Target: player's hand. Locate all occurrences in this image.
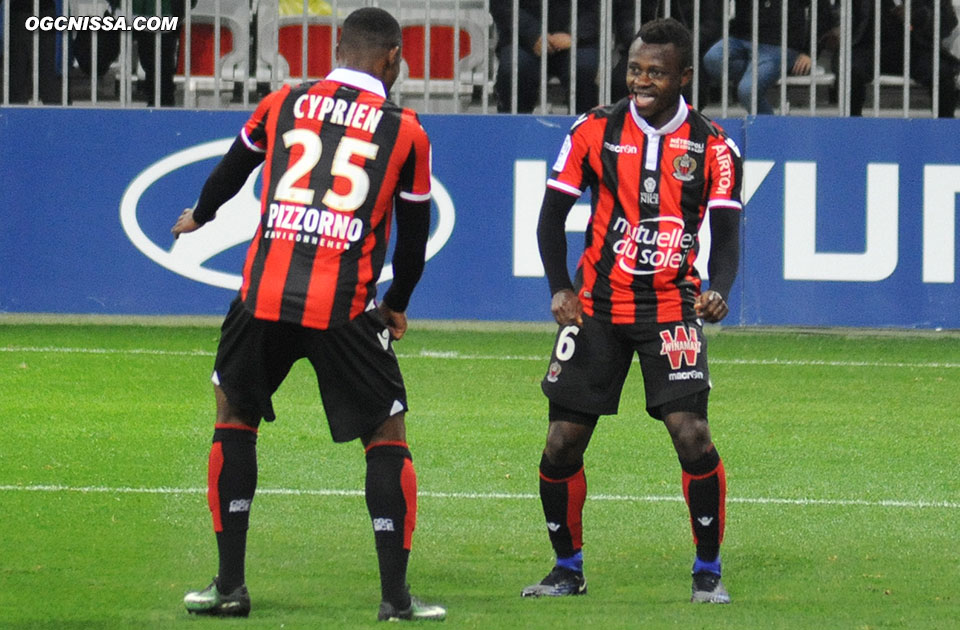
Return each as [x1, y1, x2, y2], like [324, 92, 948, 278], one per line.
[694, 290, 728, 323]
[378, 302, 408, 340]
[551, 289, 583, 326]
[171, 208, 200, 239]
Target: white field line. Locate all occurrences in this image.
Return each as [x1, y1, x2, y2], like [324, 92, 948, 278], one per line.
[0, 484, 957, 510]
[2, 345, 960, 369]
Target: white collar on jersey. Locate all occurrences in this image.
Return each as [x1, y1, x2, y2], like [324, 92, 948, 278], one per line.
[629, 96, 688, 136]
[324, 67, 387, 98]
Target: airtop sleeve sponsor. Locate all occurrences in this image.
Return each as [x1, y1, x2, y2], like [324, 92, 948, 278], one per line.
[24, 15, 180, 32]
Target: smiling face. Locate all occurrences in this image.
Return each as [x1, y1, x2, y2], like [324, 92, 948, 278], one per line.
[625, 39, 692, 129]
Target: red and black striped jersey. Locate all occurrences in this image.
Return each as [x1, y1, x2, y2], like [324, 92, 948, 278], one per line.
[547, 97, 743, 324]
[237, 68, 432, 329]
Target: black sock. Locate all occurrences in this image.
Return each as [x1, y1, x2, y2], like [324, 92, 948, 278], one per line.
[538, 452, 586, 562]
[680, 445, 725, 564]
[365, 443, 416, 609]
[208, 425, 258, 593]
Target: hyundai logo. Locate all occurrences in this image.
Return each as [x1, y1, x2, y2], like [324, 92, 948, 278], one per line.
[119, 138, 455, 290]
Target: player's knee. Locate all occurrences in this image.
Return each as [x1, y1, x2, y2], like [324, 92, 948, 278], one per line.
[667, 415, 712, 461]
[214, 386, 260, 428]
[544, 421, 592, 467]
[362, 412, 407, 447]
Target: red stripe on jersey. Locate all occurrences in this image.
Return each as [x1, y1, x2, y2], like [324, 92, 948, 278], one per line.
[239, 223, 261, 302]
[300, 247, 341, 328]
[207, 442, 224, 533]
[344, 91, 390, 319]
[240, 88, 284, 306]
[254, 238, 295, 321]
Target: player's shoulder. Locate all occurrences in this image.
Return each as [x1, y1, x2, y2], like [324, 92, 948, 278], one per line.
[392, 101, 430, 137]
[253, 82, 294, 110]
[684, 106, 727, 139]
[566, 100, 627, 140]
[686, 107, 743, 160]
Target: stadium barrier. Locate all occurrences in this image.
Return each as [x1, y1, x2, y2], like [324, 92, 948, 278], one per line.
[3, 0, 960, 117]
[0, 108, 957, 328]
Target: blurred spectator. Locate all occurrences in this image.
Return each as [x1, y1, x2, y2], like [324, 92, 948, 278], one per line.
[702, 0, 836, 114]
[610, 0, 724, 104]
[5, 0, 59, 103]
[833, 0, 960, 117]
[131, 0, 191, 107]
[489, 0, 635, 113]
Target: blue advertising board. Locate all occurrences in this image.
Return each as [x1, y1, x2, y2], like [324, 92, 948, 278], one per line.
[0, 107, 957, 328]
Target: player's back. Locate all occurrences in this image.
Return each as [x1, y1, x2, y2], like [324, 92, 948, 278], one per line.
[239, 70, 431, 330]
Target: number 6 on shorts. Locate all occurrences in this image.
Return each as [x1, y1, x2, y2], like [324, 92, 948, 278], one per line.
[555, 325, 580, 361]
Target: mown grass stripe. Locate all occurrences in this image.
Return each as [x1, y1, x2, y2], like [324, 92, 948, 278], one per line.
[3, 345, 960, 369]
[1, 484, 956, 509]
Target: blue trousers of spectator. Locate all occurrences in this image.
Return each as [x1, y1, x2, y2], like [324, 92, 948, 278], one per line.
[703, 37, 799, 114]
[495, 43, 599, 114]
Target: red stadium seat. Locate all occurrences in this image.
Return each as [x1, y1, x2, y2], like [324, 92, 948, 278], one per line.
[276, 23, 339, 80]
[177, 24, 234, 76]
[401, 24, 473, 81]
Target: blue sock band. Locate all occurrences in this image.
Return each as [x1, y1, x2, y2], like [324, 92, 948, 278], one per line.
[556, 551, 583, 574]
[693, 555, 722, 576]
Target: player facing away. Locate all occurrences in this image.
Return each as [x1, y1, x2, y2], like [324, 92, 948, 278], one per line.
[521, 18, 743, 604]
[170, 7, 445, 622]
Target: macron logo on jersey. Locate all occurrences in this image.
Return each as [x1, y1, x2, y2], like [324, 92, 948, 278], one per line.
[603, 141, 639, 154]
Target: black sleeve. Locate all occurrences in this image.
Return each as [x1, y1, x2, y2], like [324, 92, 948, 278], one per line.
[706, 207, 741, 301]
[382, 198, 431, 312]
[536, 187, 580, 295]
[191, 136, 265, 226]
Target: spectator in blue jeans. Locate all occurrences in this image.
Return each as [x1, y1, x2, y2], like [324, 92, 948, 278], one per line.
[702, 0, 835, 114]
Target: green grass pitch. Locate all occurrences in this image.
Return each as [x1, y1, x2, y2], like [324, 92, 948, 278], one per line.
[1, 320, 958, 629]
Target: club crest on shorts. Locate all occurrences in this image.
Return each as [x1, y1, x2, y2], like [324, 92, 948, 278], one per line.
[546, 361, 562, 383]
[659, 326, 701, 370]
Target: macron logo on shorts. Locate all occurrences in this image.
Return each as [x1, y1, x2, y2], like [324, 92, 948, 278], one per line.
[373, 518, 395, 532]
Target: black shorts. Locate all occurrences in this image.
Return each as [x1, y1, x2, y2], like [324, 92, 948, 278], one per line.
[540, 315, 711, 420]
[212, 297, 408, 442]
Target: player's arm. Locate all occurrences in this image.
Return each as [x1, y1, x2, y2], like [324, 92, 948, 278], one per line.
[537, 187, 582, 326]
[379, 197, 431, 341]
[171, 136, 265, 239]
[695, 207, 740, 323]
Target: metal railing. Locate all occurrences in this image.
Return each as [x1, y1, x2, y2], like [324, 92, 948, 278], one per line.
[2, 0, 958, 117]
